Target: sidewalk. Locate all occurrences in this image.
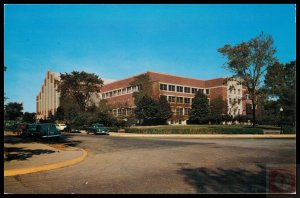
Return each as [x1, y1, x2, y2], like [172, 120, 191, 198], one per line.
[4, 133, 87, 177]
[109, 132, 296, 138]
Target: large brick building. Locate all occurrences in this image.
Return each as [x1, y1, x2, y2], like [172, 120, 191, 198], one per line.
[100, 71, 247, 125]
[36, 70, 248, 124]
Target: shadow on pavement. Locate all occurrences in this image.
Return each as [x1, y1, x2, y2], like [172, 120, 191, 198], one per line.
[4, 147, 56, 161]
[4, 134, 82, 148]
[178, 163, 267, 193]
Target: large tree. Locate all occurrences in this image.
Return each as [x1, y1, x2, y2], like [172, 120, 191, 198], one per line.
[57, 71, 104, 111]
[5, 102, 23, 120]
[218, 32, 277, 127]
[134, 96, 159, 125]
[189, 90, 210, 124]
[264, 60, 295, 126]
[156, 96, 172, 125]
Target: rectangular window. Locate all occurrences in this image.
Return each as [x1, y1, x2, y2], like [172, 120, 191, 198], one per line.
[168, 85, 175, 91]
[102, 94, 105, 99]
[176, 97, 183, 103]
[176, 86, 183, 92]
[168, 96, 176, 103]
[184, 87, 190, 93]
[127, 87, 132, 93]
[171, 107, 176, 113]
[238, 89, 240, 95]
[176, 107, 183, 116]
[160, 95, 167, 100]
[184, 108, 191, 115]
[118, 89, 122, 95]
[109, 92, 113, 97]
[132, 86, 137, 92]
[122, 88, 126, 94]
[184, 98, 191, 104]
[160, 83, 168, 90]
[199, 89, 204, 93]
[191, 88, 198, 93]
[206, 89, 210, 95]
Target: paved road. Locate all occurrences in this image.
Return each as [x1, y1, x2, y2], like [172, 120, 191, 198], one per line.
[4, 133, 296, 194]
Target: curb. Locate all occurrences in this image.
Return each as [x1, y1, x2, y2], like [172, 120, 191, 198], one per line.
[4, 148, 88, 177]
[109, 133, 296, 139]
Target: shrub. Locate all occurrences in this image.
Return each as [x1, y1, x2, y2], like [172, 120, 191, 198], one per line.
[107, 127, 119, 132]
[124, 126, 263, 134]
[282, 126, 296, 134]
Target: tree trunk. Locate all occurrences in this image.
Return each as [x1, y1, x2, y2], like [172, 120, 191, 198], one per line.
[252, 102, 256, 128]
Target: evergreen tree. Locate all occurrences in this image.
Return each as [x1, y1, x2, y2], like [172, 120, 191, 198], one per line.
[157, 96, 172, 125]
[189, 90, 210, 124]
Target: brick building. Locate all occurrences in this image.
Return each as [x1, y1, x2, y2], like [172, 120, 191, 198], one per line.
[100, 71, 247, 125]
[36, 70, 248, 124]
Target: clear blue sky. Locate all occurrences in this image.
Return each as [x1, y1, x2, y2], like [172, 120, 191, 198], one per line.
[4, 4, 296, 113]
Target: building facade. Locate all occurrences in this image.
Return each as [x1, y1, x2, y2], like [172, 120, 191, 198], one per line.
[100, 71, 247, 125]
[36, 70, 247, 124]
[36, 71, 60, 120]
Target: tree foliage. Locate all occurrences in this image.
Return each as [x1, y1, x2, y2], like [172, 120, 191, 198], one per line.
[263, 60, 295, 126]
[189, 90, 210, 124]
[134, 96, 172, 125]
[22, 112, 36, 123]
[5, 102, 23, 120]
[218, 32, 277, 127]
[57, 71, 104, 111]
[130, 73, 153, 103]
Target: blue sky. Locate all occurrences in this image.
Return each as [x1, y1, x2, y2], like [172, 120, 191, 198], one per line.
[4, 4, 296, 112]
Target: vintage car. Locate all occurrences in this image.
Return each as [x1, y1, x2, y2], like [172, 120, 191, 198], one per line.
[86, 123, 109, 135]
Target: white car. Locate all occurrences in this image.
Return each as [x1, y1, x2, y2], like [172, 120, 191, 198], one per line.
[55, 123, 67, 131]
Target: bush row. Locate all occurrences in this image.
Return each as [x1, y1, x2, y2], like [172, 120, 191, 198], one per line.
[107, 127, 119, 132]
[124, 126, 264, 134]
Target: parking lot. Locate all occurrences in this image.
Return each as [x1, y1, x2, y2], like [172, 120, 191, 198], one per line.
[4, 133, 296, 193]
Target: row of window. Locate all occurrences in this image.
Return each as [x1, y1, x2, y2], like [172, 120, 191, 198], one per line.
[160, 83, 210, 95]
[112, 108, 134, 116]
[102, 85, 141, 99]
[161, 95, 210, 104]
[229, 88, 241, 95]
[229, 98, 241, 105]
[171, 107, 191, 116]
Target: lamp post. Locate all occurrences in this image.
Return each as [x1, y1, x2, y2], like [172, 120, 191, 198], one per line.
[280, 107, 283, 134]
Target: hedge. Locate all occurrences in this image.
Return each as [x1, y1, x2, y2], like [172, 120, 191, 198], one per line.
[124, 126, 264, 134]
[107, 127, 119, 132]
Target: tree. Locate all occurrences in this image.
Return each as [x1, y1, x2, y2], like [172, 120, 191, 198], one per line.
[57, 71, 104, 111]
[47, 111, 55, 123]
[189, 90, 210, 124]
[54, 106, 65, 121]
[210, 95, 227, 115]
[5, 102, 23, 120]
[264, 60, 295, 126]
[156, 96, 172, 125]
[22, 112, 36, 123]
[209, 95, 228, 124]
[218, 32, 277, 127]
[134, 96, 159, 125]
[130, 73, 153, 103]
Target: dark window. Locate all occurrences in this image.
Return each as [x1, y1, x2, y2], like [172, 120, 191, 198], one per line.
[168, 85, 175, 91]
[206, 89, 210, 95]
[160, 95, 167, 100]
[168, 96, 176, 102]
[199, 89, 204, 93]
[176, 97, 183, 103]
[184, 108, 191, 115]
[184, 98, 191, 103]
[184, 87, 190, 93]
[177, 86, 183, 92]
[160, 84, 168, 90]
[191, 88, 198, 93]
